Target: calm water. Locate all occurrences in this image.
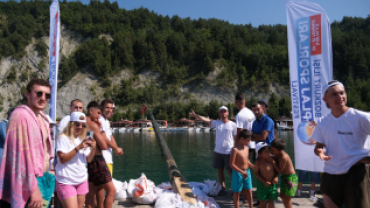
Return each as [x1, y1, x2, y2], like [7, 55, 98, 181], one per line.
[112, 131, 295, 188]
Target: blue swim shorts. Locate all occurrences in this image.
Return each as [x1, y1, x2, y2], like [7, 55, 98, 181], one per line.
[231, 169, 252, 192]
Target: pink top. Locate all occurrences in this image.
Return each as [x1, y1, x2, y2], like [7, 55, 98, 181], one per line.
[0, 105, 54, 207]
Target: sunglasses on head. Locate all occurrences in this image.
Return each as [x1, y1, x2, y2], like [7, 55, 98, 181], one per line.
[74, 122, 86, 128]
[35, 91, 51, 99]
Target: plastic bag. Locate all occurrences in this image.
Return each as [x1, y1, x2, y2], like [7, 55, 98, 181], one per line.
[154, 192, 182, 208]
[156, 182, 173, 190]
[112, 178, 128, 192]
[132, 173, 156, 204]
[204, 180, 222, 196]
[188, 182, 210, 195]
[195, 196, 220, 208]
[114, 190, 127, 199]
[191, 187, 208, 197]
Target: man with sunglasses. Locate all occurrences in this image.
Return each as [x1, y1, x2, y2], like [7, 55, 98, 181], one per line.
[313, 80, 370, 208]
[58, 99, 84, 135]
[85, 101, 116, 208]
[0, 78, 55, 208]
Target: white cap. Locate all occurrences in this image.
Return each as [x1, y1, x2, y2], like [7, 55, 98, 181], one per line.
[46, 115, 56, 125]
[255, 142, 268, 155]
[113, 103, 117, 110]
[322, 80, 344, 98]
[218, 106, 228, 112]
[70, 112, 86, 123]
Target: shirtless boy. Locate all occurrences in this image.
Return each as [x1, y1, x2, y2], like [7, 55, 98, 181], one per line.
[230, 129, 254, 208]
[85, 101, 116, 208]
[269, 138, 298, 208]
[254, 142, 278, 208]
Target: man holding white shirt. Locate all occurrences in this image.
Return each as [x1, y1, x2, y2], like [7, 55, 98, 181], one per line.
[191, 106, 236, 195]
[313, 80, 370, 208]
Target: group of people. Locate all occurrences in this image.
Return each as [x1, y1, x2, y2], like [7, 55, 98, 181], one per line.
[191, 80, 370, 208]
[0, 78, 369, 208]
[191, 93, 297, 208]
[0, 78, 123, 208]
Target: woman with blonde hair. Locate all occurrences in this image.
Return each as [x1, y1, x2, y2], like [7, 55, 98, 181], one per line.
[55, 112, 96, 208]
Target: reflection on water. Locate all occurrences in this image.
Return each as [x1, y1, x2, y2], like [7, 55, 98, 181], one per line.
[113, 130, 295, 188]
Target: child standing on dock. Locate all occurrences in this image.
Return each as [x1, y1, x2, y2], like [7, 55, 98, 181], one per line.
[254, 143, 278, 208]
[269, 139, 298, 208]
[230, 129, 254, 208]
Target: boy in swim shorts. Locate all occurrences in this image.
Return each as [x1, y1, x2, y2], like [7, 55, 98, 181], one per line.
[254, 142, 278, 208]
[269, 138, 298, 208]
[230, 129, 254, 208]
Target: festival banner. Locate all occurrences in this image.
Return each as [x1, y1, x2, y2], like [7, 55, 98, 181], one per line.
[48, 0, 60, 123]
[286, 1, 333, 171]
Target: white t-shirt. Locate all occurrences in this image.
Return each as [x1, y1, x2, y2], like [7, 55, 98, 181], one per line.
[100, 115, 113, 164]
[55, 135, 91, 185]
[58, 115, 70, 135]
[236, 107, 256, 149]
[312, 108, 370, 174]
[211, 120, 237, 154]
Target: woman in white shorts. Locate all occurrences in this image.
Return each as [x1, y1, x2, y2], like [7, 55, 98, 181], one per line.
[55, 112, 96, 208]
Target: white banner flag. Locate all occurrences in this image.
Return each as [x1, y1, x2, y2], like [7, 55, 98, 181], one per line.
[49, 0, 60, 122]
[286, 1, 333, 172]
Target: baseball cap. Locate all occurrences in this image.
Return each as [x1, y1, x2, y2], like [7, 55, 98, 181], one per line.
[46, 115, 57, 125]
[258, 99, 269, 108]
[322, 80, 344, 98]
[255, 142, 268, 155]
[218, 106, 228, 112]
[70, 112, 86, 123]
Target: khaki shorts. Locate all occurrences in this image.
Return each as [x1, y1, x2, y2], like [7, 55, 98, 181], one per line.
[320, 163, 370, 208]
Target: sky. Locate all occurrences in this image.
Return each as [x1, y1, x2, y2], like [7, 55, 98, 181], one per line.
[68, 0, 370, 26]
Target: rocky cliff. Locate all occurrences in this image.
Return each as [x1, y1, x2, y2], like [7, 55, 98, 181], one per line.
[0, 25, 289, 119]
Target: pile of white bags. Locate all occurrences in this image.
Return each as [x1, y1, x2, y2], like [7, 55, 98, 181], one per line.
[112, 178, 128, 200]
[112, 174, 221, 208]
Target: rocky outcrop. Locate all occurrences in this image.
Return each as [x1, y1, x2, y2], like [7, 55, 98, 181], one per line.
[0, 25, 290, 119]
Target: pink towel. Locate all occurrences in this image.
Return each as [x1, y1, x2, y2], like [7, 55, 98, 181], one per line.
[0, 105, 54, 207]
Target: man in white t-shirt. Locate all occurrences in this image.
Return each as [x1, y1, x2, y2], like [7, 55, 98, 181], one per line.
[99, 99, 123, 177]
[190, 106, 237, 195]
[58, 99, 84, 135]
[313, 80, 370, 208]
[235, 93, 255, 160]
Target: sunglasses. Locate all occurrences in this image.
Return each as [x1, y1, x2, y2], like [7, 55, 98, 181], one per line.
[74, 122, 86, 128]
[35, 91, 51, 99]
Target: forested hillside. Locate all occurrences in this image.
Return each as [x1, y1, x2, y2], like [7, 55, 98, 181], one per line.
[0, 0, 369, 121]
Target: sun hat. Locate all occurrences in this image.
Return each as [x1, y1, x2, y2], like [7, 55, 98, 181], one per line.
[70, 112, 86, 123]
[218, 106, 228, 112]
[256, 142, 268, 155]
[45, 115, 57, 125]
[322, 80, 344, 98]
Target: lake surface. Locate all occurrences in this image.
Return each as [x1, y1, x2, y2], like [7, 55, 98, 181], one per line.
[112, 130, 295, 188]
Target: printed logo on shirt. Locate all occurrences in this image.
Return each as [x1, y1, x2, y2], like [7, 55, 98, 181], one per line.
[337, 131, 353, 135]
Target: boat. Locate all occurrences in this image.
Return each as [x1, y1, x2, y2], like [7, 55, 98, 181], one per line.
[276, 117, 294, 130]
[132, 120, 153, 132]
[110, 120, 133, 133]
[172, 118, 196, 132]
[156, 120, 169, 132]
[195, 120, 210, 133]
